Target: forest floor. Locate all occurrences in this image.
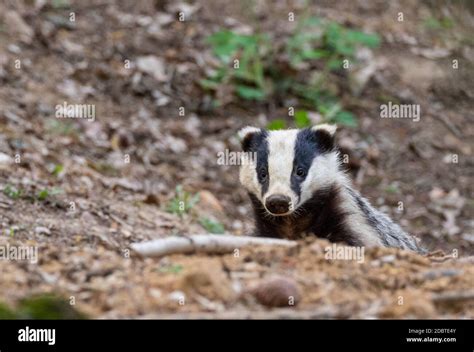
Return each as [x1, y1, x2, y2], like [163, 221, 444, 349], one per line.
[0, 0, 472, 318]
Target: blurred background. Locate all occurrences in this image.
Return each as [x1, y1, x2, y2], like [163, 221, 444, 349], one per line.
[0, 0, 472, 318]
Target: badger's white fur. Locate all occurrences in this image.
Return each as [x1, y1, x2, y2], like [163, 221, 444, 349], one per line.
[265, 129, 299, 214]
[238, 124, 424, 252]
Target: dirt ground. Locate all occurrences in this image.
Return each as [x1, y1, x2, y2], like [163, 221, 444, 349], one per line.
[0, 0, 472, 318]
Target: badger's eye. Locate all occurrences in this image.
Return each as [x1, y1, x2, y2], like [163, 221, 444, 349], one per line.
[259, 168, 267, 179]
[295, 167, 306, 177]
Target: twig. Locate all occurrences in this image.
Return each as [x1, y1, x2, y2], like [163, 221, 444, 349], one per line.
[428, 255, 455, 263]
[432, 291, 474, 305]
[427, 109, 462, 138]
[131, 234, 297, 258]
[135, 306, 345, 319]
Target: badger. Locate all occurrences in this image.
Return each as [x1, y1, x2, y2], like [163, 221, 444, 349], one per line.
[238, 124, 424, 253]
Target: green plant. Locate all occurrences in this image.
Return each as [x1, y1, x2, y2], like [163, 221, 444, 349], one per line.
[18, 295, 86, 319]
[319, 103, 357, 127]
[423, 16, 454, 30]
[45, 119, 78, 136]
[267, 106, 356, 130]
[323, 22, 380, 61]
[0, 302, 17, 319]
[158, 264, 184, 274]
[166, 185, 200, 217]
[294, 110, 311, 128]
[0, 295, 87, 320]
[51, 0, 71, 8]
[267, 119, 287, 130]
[385, 184, 400, 194]
[285, 17, 379, 69]
[36, 188, 62, 201]
[3, 185, 22, 199]
[3, 184, 63, 202]
[202, 30, 270, 101]
[203, 16, 380, 129]
[51, 164, 64, 177]
[199, 217, 225, 234]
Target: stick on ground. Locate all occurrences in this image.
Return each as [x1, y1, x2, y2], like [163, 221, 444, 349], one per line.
[131, 234, 297, 258]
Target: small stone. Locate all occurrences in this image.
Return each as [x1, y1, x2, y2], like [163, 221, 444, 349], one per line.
[35, 226, 51, 235]
[149, 288, 162, 299]
[136, 56, 167, 82]
[252, 277, 301, 308]
[0, 153, 13, 165]
[199, 190, 223, 213]
[380, 254, 396, 263]
[168, 290, 186, 303]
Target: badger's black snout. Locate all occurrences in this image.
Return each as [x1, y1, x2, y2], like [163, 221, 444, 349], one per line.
[265, 194, 291, 215]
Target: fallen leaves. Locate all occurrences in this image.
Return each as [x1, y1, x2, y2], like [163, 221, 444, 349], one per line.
[2, 11, 34, 45]
[136, 56, 168, 82]
[429, 188, 466, 237]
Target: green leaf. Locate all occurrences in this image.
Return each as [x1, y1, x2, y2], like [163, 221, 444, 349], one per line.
[385, 184, 399, 194]
[319, 102, 341, 120]
[346, 30, 380, 48]
[327, 57, 342, 70]
[300, 49, 329, 60]
[236, 85, 266, 100]
[0, 302, 17, 319]
[18, 295, 87, 319]
[207, 30, 261, 63]
[423, 16, 453, 30]
[333, 110, 358, 127]
[302, 17, 323, 27]
[188, 193, 200, 209]
[52, 164, 64, 177]
[3, 185, 22, 199]
[199, 218, 225, 234]
[51, 0, 70, 9]
[199, 79, 220, 90]
[325, 22, 342, 48]
[159, 264, 184, 274]
[294, 110, 311, 128]
[267, 119, 287, 130]
[37, 187, 62, 200]
[37, 189, 49, 201]
[166, 185, 200, 217]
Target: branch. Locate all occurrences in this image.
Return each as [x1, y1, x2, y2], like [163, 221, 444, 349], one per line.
[432, 290, 474, 305]
[131, 234, 297, 258]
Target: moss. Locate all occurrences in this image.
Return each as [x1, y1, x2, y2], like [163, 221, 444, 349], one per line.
[17, 295, 87, 320]
[0, 302, 17, 319]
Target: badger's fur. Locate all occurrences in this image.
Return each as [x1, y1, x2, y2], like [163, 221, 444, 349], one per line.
[238, 124, 424, 253]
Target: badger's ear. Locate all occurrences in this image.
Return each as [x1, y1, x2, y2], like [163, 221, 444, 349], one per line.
[311, 124, 337, 136]
[311, 124, 337, 152]
[238, 126, 262, 152]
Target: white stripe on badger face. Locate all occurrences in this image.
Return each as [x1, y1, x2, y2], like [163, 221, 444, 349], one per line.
[299, 150, 341, 205]
[265, 130, 299, 210]
[239, 154, 261, 198]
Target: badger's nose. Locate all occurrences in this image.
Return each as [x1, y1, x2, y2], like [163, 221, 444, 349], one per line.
[265, 194, 291, 215]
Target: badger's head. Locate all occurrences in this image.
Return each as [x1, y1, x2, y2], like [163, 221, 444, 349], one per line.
[238, 124, 340, 216]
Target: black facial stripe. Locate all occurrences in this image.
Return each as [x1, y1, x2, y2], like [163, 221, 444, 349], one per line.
[243, 130, 269, 197]
[256, 132, 269, 196]
[291, 129, 317, 197]
[291, 128, 335, 197]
